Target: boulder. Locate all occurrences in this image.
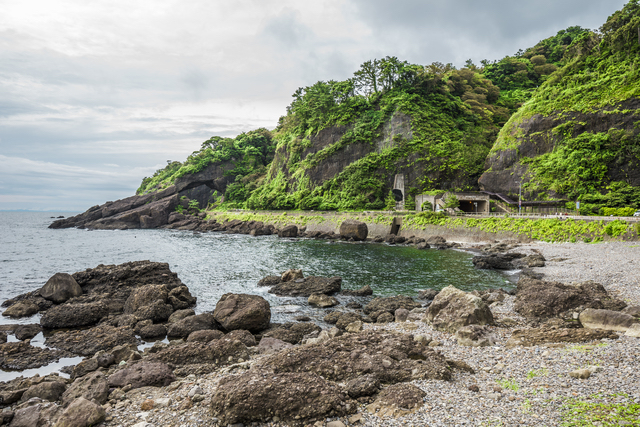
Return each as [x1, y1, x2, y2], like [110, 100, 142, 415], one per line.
[456, 325, 496, 347]
[168, 308, 195, 323]
[39, 273, 82, 304]
[8, 400, 60, 427]
[213, 293, 271, 333]
[515, 278, 627, 319]
[417, 289, 438, 300]
[579, 308, 638, 332]
[210, 372, 355, 425]
[134, 321, 167, 340]
[0, 341, 73, 370]
[280, 269, 303, 282]
[345, 320, 363, 332]
[72, 358, 99, 379]
[14, 324, 42, 341]
[270, 276, 342, 297]
[258, 336, 294, 354]
[61, 371, 109, 406]
[376, 312, 394, 323]
[186, 329, 225, 343]
[254, 329, 451, 384]
[40, 302, 109, 329]
[394, 308, 409, 322]
[108, 362, 175, 389]
[424, 286, 494, 333]
[339, 285, 373, 296]
[506, 325, 618, 347]
[54, 397, 106, 427]
[364, 296, 421, 316]
[335, 313, 364, 330]
[262, 322, 322, 345]
[472, 253, 524, 270]
[277, 225, 298, 238]
[513, 254, 546, 268]
[166, 313, 218, 338]
[168, 285, 197, 310]
[308, 293, 339, 308]
[339, 220, 368, 241]
[622, 306, 640, 319]
[257, 275, 282, 287]
[21, 381, 66, 402]
[3, 301, 39, 318]
[224, 329, 257, 347]
[366, 383, 426, 417]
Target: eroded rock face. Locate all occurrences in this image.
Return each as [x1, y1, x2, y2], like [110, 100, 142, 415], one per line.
[0, 341, 73, 370]
[367, 383, 426, 417]
[213, 293, 271, 333]
[40, 302, 109, 329]
[339, 220, 368, 241]
[39, 273, 82, 304]
[515, 278, 627, 319]
[506, 323, 619, 347]
[425, 286, 494, 333]
[21, 381, 66, 403]
[254, 330, 451, 383]
[210, 372, 356, 426]
[108, 362, 175, 390]
[364, 296, 421, 316]
[262, 322, 322, 345]
[269, 276, 342, 297]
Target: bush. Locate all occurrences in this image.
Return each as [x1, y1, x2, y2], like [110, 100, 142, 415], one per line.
[421, 201, 433, 211]
[443, 195, 460, 209]
[600, 207, 636, 217]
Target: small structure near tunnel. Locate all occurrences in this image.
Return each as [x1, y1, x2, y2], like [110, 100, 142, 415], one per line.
[415, 192, 490, 214]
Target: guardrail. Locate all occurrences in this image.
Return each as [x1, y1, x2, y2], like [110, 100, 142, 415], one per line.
[454, 212, 640, 222]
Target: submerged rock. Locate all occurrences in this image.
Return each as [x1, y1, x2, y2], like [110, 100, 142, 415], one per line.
[269, 276, 342, 297]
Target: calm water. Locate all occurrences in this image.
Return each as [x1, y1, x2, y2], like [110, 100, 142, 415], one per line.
[0, 212, 513, 324]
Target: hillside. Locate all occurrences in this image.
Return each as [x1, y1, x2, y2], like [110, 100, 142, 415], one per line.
[479, 0, 640, 214]
[136, 1, 640, 214]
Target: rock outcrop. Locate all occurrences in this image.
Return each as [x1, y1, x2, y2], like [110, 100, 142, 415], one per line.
[424, 286, 494, 332]
[213, 293, 271, 333]
[339, 220, 368, 241]
[269, 276, 342, 297]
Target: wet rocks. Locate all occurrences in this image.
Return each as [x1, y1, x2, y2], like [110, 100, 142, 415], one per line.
[2, 301, 39, 318]
[257, 275, 281, 287]
[472, 253, 526, 270]
[277, 225, 298, 238]
[108, 362, 175, 390]
[21, 381, 67, 403]
[339, 220, 368, 241]
[211, 372, 356, 425]
[515, 277, 627, 319]
[39, 273, 83, 304]
[262, 322, 322, 344]
[212, 293, 271, 333]
[339, 285, 373, 296]
[280, 269, 303, 282]
[14, 324, 42, 341]
[364, 296, 421, 317]
[424, 286, 494, 333]
[308, 293, 339, 308]
[0, 341, 72, 370]
[269, 276, 342, 297]
[578, 308, 638, 332]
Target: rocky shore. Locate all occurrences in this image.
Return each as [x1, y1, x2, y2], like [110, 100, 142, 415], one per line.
[0, 237, 638, 426]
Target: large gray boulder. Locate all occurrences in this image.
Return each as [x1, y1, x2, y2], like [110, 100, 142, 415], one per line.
[424, 286, 494, 333]
[61, 371, 109, 407]
[40, 273, 82, 304]
[339, 220, 368, 241]
[54, 397, 106, 427]
[579, 308, 638, 332]
[123, 284, 174, 323]
[2, 301, 39, 318]
[277, 225, 298, 238]
[213, 293, 271, 333]
[21, 381, 67, 403]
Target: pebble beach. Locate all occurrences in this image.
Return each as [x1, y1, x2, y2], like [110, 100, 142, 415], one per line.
[95, 241, 640, 427]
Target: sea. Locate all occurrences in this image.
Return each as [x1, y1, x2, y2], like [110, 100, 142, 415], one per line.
[0, 211, 514, 380]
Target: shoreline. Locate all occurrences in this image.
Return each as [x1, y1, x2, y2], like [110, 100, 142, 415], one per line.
[1, 227, 638, 426]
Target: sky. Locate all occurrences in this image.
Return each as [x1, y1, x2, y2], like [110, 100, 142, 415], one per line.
[0, 0, 629, 211]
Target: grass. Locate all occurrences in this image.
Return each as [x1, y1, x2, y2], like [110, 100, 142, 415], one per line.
[526, 368, 549, 380]
[560, 393, 640, 426]
[496, 377, 520, 392]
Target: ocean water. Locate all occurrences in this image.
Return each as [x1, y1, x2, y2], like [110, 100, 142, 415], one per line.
[0, 211, 513, 324]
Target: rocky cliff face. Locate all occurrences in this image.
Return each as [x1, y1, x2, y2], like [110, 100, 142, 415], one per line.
[479, 98, 640, 198]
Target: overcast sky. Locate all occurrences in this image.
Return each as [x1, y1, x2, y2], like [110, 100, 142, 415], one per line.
[0, 0, 628, 211]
